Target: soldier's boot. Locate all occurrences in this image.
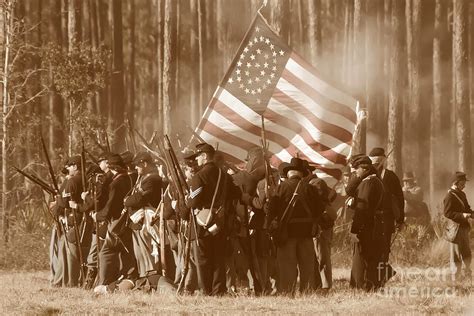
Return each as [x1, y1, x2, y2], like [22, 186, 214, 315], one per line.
[83, 268, 98, 290]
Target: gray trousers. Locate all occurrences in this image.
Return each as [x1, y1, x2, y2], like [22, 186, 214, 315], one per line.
[132, 229, 160, 277]
[49, 228, 63, 286]
[86, 233, 99, 269]
[50, 230, 86, 287]
[450, 226, 472, 281]
[276, 237, 315, 294]
[313, 228, 333, 289]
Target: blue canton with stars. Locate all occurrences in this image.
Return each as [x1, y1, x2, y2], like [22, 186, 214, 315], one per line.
[222, 15, 291, 114]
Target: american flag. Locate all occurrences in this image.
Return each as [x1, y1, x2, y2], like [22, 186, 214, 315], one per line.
[194, 13, 358, 182]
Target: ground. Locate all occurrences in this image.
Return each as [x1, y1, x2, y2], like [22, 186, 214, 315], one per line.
[0, 268, 472, 315]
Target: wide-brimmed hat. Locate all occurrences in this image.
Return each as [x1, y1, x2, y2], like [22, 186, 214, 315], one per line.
[452, 171, 468, 183]
[303, 159, 316, 172]
[282, 157, 307, 175]
[402, 171, 415, 181]
[108, 153, 125, 168]
[120, 151, 134, 165]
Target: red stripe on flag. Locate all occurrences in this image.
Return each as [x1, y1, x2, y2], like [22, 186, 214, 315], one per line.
[200, 109, 342, 180]
[199, 119, 257, 152]
[272, 89, 353, 144]
[264, 108, 347, 165]
[281, 70, 356, 125]
[213, 99, 335, 164]
[289, 54, 357, 122]
[212, 99, 290, 149]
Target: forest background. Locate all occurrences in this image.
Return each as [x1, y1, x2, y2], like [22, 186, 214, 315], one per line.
[0, 0, 473, 270]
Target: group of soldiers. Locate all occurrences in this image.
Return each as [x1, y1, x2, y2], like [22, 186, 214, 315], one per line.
[44, 139, 473, 296]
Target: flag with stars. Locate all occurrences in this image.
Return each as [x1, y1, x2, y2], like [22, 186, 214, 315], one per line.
[194, 13, 358, 181]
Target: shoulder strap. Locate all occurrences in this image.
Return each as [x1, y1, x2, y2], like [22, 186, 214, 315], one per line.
[373, 175, 385, 211]
[449, 189, 465, 207]
[209, 169, 222, 210]
[279, 180, 302, 222]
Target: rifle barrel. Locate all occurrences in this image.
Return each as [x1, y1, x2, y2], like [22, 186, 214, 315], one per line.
[13, 166, 56, 195]
[81, 138, 87, 190]
[40, 135, 59, 193]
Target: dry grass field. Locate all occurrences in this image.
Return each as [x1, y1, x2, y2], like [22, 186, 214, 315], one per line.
[0, 216, 472, 314]
[0, 267, 472, 315]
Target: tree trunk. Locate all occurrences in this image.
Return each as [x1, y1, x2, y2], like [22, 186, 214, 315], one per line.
[371, 0, 387, 141]
[197, 0, 204, 115]
[216, 0, 228, 69]
[49, 0, 64, 155]
[111, 0, 125, 151]
[162, 0, 172, 135]
[126, 0, 136, 125]
[342, 0, 353, 85]
[353, 0, 366, 154]
[469, 2, 474, 148]
[387, 0, 404, 176]
[431, 0, 450, 208]
[418, 2, 434, 201]
[307, 0, 322, 65]
[1, 0, 13, 243]
[67, 0, 79, 155]
[365, 0, 378, 136]
[189, 0, 198, 128]
[24, 0, 43, 163]
[269, 0, 290, 43]
[68, 0, 79, 49]
[174, 0, 179, 131]
[453, 0, 472, 174]
[156, 0, 163, 134]
[404, 0, 421, 179]
[82, 0, 94, 113]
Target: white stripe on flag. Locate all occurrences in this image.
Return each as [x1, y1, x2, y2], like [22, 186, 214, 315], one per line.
[267, 95, 352, 156]
[276, 77, 355, 132]
[218, 89, 338, 166]
[197, 129, 249, 162]
[286, 57, 358, 110]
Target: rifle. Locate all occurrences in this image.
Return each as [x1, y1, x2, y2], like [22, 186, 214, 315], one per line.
[134, 127, 152, 148]
[148, 131, 158, 146]
[236, 116, 276, 295]
[159, 188, 166, 277]
[70, 202, 85, 285]
[13, 166, 56, 195]
[260, 116, 276, 199]
[81, 138, 87, 190]
[124, 118, 137, 152]
[40, 134, 59, 193]
[103, 129, 111, 153]
[84, 149, 99, 165]
[93, 177, 101, 285]
[161, 135, 201, 293]
[177, 215, 194, 295]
